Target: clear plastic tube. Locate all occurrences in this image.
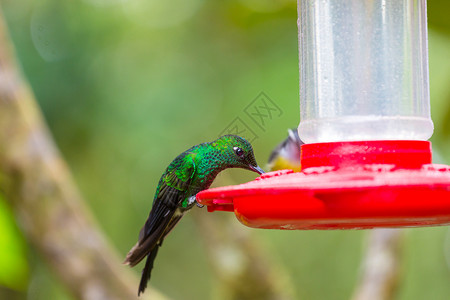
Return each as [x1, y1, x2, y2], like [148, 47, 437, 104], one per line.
[297, 0, 433, 143]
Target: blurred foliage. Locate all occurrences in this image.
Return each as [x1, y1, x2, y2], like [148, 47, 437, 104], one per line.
[1, 0, 450, 299]
[0, 195, 28, 291]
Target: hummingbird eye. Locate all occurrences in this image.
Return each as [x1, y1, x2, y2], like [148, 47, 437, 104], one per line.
[233, 147, 245, 158]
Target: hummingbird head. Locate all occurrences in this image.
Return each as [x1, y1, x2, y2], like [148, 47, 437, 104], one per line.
[212, 135, 265, 175]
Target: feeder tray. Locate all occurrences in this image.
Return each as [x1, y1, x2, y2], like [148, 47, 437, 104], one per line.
[196, 140, 450, 229]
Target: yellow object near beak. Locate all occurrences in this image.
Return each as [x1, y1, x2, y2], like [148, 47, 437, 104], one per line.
[267, 156, 302, 172]
[267, 128, 303, 172]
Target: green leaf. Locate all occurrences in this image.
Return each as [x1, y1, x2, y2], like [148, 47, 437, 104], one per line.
[0, 194, 29, 290]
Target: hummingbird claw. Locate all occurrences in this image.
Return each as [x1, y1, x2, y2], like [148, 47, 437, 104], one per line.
[188, 195, 204, 208]
[187, 196, 197, 206]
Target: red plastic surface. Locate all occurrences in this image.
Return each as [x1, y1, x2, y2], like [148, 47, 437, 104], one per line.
[300, 140, 431, 169]
[196, 140, 450, 229]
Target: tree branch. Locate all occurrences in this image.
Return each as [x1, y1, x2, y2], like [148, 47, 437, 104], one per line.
[0, 8, 168, 300]
[193, 210, 295, 300]
[351, 229, 404, 300]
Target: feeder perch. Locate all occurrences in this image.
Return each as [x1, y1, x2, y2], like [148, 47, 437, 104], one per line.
[197, 0, 450, 229]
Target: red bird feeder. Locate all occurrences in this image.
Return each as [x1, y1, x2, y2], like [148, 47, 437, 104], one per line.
[197, 0, 450, 229]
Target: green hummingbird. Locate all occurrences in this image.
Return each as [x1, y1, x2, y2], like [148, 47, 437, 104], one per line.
[124, 135, 264, 295]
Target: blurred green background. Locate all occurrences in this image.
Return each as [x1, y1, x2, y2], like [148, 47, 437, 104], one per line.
[1, 0, 450, 299]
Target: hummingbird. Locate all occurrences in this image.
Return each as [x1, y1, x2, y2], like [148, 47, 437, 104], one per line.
[267, 128, 304, 172]
[124, 135, 265, 295]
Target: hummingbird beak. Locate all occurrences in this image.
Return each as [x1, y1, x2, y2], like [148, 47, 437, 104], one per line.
[249, 164, 265, 175]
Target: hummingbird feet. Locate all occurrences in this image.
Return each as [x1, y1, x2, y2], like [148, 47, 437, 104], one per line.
[187, 196, 196, 206]
[187, 195, 204, 208]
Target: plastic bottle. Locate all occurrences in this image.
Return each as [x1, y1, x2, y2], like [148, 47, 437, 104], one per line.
[297, 0, 433, 143]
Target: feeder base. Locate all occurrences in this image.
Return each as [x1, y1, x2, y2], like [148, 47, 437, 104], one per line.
[196, 141, 450, 230]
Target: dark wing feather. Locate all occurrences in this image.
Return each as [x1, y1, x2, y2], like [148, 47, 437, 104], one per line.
[140, 183, 179, 242]
[137, 214, 184, 296]
[125, 207, 177, 267]
[138, 245, 160, 296]
[124, 154, 196, 267]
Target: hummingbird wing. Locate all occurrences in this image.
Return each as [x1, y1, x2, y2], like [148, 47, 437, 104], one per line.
[137, 213, 185, 295]
[124, 154, 196, 267]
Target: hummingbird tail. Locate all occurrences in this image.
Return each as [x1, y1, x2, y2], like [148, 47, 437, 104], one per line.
[138, 245, 160, 296]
